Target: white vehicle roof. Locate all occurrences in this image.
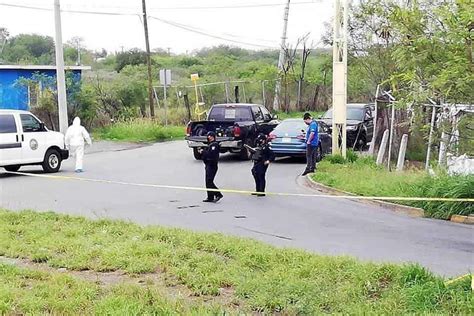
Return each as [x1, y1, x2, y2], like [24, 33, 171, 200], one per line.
[0, 109, 32, 115]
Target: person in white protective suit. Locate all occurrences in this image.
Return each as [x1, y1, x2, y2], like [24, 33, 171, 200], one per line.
[65, 117, 92, 173]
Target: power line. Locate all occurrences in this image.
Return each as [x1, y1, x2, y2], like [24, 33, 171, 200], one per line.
[0, 1, 308, 49]
[148, 16, 278, 49]
[0, 1, 320, 12]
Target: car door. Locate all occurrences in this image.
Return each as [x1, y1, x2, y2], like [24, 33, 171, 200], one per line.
[19, 113, 48, 164]
[364, 107, 374, 141]
[257, 106, 278, 135]
[0, 114, 22, 166]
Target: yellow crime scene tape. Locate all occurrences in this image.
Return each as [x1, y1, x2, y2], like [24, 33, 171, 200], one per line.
[4, 170, 473, 290]
[444, 273, 473, 290]
[4, 171, 474, 203]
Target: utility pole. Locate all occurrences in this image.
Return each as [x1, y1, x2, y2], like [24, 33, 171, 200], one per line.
[273, 0, 290, 111]
[142, 0, 155, 117]
[54, 0, 68, 134]
[331, 0, 348, 157]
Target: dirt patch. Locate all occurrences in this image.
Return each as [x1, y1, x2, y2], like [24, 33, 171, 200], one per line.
[0, 255, 240, 308]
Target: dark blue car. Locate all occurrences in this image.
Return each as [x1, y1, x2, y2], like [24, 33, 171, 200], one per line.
[269, 118, 332, 161]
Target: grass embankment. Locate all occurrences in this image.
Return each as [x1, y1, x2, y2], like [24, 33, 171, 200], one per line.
[0, 210, 472, 314]
[313, 155, 474, 219]
[94, 119, 184, 142]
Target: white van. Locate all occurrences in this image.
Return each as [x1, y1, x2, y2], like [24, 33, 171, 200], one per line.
[0, 110, 69, 173]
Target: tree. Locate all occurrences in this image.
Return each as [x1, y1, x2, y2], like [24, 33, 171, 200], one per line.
[0, 27, 9, 56]
[296, 34, 312, 109]
[2, 34, 55, 64]
[115, 49, 148, 72]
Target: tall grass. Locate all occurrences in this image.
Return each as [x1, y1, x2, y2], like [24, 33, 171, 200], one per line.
[313, 157, 474, 219]
[0, 209, 472, 314]
[94, 118, 184, 142]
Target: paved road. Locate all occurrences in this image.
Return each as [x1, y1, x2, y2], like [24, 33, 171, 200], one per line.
[1, 141, 472, 277]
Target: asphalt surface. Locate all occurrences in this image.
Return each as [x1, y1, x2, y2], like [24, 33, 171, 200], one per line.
[1, 141, 472, 277]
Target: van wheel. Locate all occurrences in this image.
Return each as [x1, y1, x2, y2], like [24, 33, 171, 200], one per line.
[193, 148, 203, 160]
[4, 165, 20, 172]
[42, 149, 62, 173]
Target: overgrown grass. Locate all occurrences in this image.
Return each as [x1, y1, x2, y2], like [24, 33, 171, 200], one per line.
[0, 210, 472, 314]
[313, 157, 474, 219]
[94, 118, 184, 142]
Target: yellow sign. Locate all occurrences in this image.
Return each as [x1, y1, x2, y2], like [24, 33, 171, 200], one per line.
[190, 73, 199, 81]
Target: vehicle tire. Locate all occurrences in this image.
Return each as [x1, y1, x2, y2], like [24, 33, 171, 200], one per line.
[42, 149, 62, 173]
[193, 148, 203, 160]
[357, 134, 367, 151]
[316, 145, 323, 162]
[4, 165, 20, 172]
[239, 139, 252, 160]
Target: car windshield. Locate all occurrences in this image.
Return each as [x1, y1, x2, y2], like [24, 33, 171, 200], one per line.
[322, 107, 365, 121]
[208, 106, 253, 122]
[274, 120, 306, 135]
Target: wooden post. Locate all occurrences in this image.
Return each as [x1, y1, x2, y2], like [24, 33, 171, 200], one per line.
[183, 93, 191, 122]
[234, 86, 240, 103]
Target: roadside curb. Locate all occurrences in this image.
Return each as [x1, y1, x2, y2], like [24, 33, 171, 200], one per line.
[303, 176, 425, 218]
[450, 215, 474, 225]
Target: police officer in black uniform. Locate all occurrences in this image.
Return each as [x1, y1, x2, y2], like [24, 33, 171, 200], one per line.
[198, 131, 223, 203]
[246, 133, 275, 197]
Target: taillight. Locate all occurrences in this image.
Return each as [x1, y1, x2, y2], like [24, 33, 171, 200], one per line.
[186, 124, 191, 136]
[233, 125, 241, 137]
[268, 133, 276, 140]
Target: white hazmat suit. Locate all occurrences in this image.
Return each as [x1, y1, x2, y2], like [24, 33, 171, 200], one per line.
[65, 117, 92, 172]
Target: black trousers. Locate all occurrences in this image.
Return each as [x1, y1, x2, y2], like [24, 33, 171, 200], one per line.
[252, 162, 268, 193]
[305, 145, 318, 172]
[205, 164, 221, 200]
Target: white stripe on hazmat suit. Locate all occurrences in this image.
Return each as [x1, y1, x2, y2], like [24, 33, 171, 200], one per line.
[65, 117, 92, 171]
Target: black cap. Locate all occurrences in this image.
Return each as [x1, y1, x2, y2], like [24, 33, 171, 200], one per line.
[303, 112, 312, 120]
[207, 131, 216, 138]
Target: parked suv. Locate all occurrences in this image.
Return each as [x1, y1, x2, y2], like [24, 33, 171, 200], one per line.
[0, 110, 69, 173]
[320, 103, 374, 149]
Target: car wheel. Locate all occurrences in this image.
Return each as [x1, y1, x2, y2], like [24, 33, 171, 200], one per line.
[193, 148, 203, 160]
[4, 165, 20, 172]
[42, 149, 62, 173]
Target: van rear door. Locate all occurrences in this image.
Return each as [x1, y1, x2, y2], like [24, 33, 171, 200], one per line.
[0, 114, 22, 166]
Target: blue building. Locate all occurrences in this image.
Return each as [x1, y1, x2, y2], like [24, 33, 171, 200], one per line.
[0, 65, 90, 110]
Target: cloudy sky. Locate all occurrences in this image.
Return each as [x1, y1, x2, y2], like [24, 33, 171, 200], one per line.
[0, 0, 333, 54]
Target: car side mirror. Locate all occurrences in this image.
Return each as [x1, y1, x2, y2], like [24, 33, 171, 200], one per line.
[272, 114, 279, 120]
[39, 122, 46, 131]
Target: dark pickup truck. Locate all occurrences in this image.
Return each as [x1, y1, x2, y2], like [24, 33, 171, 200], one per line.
[185, 103, 279, 160]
